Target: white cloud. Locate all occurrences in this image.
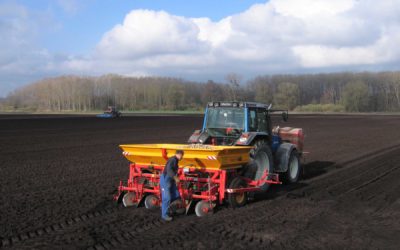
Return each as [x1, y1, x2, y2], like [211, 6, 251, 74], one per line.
[87, 0, 400, 78]
[96, 10, 209, 59]
[272, 0, 354, 18]
[1, 0, 400, 95]
[193, 17, 232, 46]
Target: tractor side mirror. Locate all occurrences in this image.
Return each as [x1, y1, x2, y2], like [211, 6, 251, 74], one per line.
[282, 112, 288, 122]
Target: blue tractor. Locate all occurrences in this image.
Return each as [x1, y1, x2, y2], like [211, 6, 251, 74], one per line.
[188, 102, 305, 188]
[97, 106, 121, 118]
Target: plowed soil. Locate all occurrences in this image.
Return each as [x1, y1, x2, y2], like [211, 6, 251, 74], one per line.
[0, 114, 399, 249]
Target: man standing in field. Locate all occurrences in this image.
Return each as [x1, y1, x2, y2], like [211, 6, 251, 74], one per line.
[159, 150, 184, 221]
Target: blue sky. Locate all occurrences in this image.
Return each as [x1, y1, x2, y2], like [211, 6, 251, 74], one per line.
[1, 0, 400, 96]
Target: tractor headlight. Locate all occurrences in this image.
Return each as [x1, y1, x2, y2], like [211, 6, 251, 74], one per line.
[236, 133, 250, 145]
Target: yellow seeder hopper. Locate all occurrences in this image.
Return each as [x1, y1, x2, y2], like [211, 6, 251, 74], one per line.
[120, 144, 253, 170]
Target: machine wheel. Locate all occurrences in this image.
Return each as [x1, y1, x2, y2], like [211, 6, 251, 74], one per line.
[144, 195, 159, 210]
[168, 199, 186, 215]
[122, 192, 137, 207]
[227, 177, 248, 208]
[245, 144, 274, 191]
[195, 201, 214, 217]
[282, 150, 301, 184]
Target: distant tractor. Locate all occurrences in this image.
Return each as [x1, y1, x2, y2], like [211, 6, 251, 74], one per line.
[97, 106, 121, 118]
[115, 102, 305, 216]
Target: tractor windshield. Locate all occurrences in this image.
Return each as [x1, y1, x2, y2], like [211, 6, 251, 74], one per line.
[205, 108, 245, 136]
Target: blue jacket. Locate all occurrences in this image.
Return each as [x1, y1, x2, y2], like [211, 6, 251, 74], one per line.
[163, 156, 179, 178]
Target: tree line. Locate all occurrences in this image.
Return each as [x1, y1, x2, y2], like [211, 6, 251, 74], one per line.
[2, 71, 400, 112]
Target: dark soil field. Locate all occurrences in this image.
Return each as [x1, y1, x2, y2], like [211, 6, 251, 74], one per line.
[1, 114, 400, 249]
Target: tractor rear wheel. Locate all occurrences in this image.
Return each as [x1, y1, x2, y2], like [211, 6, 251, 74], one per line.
[144, 195, 159, 210]
[227, 177, 248, 208]
[122, 192, 137, 207]
[245, 144, 274, 191]
[282, 150, 301, 184]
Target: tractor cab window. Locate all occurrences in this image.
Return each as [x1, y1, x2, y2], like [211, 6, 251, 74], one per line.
[249, 109, 257, 131]
[248, 108, 268, 132]
[206, 108, 245, 135]
[257, 109, 268, 132]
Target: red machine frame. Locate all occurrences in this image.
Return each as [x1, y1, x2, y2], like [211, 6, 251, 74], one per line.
[115, 163, 281, 214]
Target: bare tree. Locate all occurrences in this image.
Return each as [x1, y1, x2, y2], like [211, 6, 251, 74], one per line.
[3, 71, 400, 112]
[225, 73, 242, 101]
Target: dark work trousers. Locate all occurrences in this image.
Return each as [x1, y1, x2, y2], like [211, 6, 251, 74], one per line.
[159, 173, 180, 219]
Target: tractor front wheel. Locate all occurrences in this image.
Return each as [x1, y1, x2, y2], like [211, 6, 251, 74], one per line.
[245, 144, 274, 191]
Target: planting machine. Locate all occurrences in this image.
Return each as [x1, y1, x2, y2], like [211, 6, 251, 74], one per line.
[115, 102, 305, 217]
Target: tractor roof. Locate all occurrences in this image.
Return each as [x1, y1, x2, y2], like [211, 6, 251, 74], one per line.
[207, 101, 271, 109]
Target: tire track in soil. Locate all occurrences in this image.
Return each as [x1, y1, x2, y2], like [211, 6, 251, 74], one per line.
[304, 142, 400, 183]
[340, 165, 400, 196]
[0, 206, 123, 249]
[86, 218, 195, 250]
[1, 204, 174, 250]
[291, 143, 400, 198]
[119, 196, 295, 249]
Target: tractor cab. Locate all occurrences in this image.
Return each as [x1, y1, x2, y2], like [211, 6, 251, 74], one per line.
[189, 102, 288, 147]
[105, 106, 118, 115]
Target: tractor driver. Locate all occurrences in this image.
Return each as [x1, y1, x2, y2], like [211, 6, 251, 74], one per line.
[159, 150, 184, 221]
